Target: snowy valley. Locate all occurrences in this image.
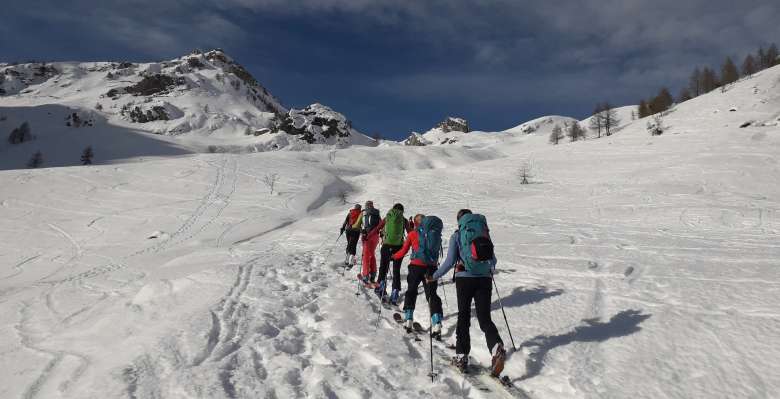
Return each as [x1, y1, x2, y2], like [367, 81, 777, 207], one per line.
[0, 52, 779, 399]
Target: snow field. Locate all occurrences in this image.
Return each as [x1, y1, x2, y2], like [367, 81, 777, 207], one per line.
[1, 65, 779, 398]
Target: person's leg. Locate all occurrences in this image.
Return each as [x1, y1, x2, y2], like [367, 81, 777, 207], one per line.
[367, 235, 379, 278]
[474, 277, 503, 352]
[455, 277, 477, 356]
[346, 231, 358, 256]
[423, 278, 443, 316]
[403, 266, 423, 318]
[390, 245, 403, 291]
[360, 236, 372, 278]
[377, 245, 391, 285]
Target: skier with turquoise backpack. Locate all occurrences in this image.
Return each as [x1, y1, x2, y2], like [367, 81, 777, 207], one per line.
[428, 209, 506, 376]
[374, 203, 411, 304]
[392, 214, 444, 335]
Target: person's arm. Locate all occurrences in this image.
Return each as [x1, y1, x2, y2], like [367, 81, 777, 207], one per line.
[392, 233, 414, 260]
[373, 218, 386, 237]
[431, 234, 459, 280]
[341, 214, 350, 231]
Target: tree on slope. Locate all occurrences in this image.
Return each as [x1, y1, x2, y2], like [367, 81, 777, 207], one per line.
[28, 151, 43, 168]
[720, 57, 739, 86]
[741, 54, 757, 77]
[649, 88, 674, 115]
[518, 160, 533, 184]
[549, 124, 564, 145]
[81, 146, 94, 165]
[678, 87, 693, 103]
[589, 104, 604, 138]
[600, 103, 620, 136]
[689, 68, 702, 97]
[567, 122, 586, 142]
[700, 68, 720, 93]
[766, 44, 779, 68]
[8, 122, 32, 144]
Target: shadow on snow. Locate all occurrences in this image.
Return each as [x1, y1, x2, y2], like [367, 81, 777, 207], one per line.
[518, 309, 652, 381]
[492, 286, 564, 310]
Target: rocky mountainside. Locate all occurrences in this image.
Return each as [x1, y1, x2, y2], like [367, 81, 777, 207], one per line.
[0, 49, 372, 169]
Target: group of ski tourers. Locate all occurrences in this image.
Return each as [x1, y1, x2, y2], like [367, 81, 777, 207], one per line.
[339, 201, 508, 377]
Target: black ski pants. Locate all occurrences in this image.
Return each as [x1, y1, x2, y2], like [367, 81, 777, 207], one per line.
[403, 265, 443, 316]
[455, 277, 503, 356]
[345, 230, 360, 256]
[378, 244, 403, 290]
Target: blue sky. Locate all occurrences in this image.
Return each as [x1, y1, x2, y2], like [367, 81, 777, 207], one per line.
[2, 1, 778, 139]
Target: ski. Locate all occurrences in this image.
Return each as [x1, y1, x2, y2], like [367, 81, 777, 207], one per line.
[388, 314, 529, 398]
[392, 312, 422, 341]
[355, 273, 375, 289]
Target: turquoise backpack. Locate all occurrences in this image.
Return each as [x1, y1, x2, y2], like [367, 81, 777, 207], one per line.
[458, 214, 495, 275]
[411, 216, 443, 265]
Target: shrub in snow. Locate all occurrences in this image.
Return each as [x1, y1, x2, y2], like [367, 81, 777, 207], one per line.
[518, 160, 534, 184]
[8, 122, 32, 144]
[262, 173, 279, 194]
[647, 115, 665, 136]
[27, 150, 43, 168]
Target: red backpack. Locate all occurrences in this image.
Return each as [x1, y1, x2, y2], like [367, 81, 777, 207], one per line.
[347, 209, 361, 227]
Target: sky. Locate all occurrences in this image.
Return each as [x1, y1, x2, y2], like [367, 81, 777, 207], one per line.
[2, 0, 779, 139]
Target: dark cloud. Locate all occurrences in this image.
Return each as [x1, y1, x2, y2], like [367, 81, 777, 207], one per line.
[2, 0, 779, 137]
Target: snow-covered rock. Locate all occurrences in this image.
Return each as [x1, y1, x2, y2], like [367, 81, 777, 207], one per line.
[403, 116, 470, 146]
[503, 115, 580, 135]
[402, 131, 429, 146]
[274, 103, 371, 146]
[435, 116, 470, 133]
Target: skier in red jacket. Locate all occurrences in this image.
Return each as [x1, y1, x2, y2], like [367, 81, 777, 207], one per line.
[392, 214, 443, 334]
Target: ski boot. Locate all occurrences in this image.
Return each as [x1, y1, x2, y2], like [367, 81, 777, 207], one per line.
[431, 313, 443, 341]
[490, 343, 506, 377]
[389, 289, 399, 306]
[374, 280, 386, 300]
[452, 354, 468, 373]
[403, 309, 414, 332]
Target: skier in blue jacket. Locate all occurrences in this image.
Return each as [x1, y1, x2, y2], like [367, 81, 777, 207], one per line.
[428, 209, 505, 375]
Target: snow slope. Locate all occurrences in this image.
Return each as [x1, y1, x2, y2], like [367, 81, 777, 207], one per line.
[0, 50, 372, 170]
[0, 65, 779, 399]
[579, 105, 638, 135]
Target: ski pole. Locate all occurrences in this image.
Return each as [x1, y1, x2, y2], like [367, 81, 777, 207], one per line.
[437, 245, 448, 309]
[375, 284, 384, 329]
[422, 277, 436, 382]
[490, 270, 516, 351]
[440, 277, 448, 309]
